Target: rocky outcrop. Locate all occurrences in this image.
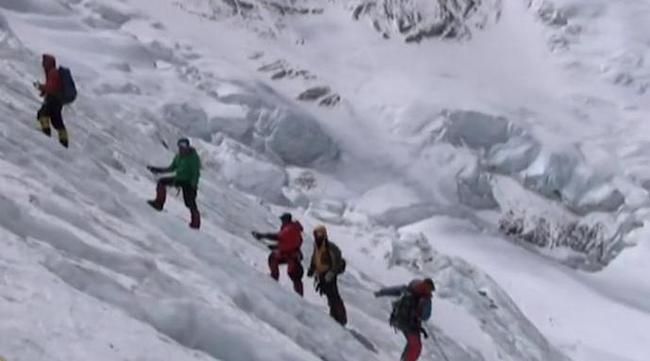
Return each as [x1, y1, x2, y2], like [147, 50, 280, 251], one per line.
[351, 0, 502, 42]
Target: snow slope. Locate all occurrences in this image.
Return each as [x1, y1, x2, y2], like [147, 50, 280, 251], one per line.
[1, 0, 650, 361]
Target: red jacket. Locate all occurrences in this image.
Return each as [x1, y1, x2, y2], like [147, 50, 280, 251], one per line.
[40, 54, 62, 96]
[277, 221, 303, 254]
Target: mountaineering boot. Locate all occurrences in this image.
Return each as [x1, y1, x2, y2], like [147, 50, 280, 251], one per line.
[189, 209, 201, 229]
[147, 183, 167, 211]
[58, 129, 69, 148]
[38, 116, 51, 136]
[292, 279, 304, 297]
[147, 200, 163, 211]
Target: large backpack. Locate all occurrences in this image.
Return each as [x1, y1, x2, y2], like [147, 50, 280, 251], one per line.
[389, 291, 418, 331]
[58, 66, 77, 104]
[329, 242, 346, 274]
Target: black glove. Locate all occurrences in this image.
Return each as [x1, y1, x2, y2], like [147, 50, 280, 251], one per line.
[251, 231, 262, 240]
[147, 165, 160, 174]
[373, 291, 381, 298]
[307, 268, 314, 278]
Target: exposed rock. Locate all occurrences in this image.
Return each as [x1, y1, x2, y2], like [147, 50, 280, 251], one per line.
[319, 93, 341, 107]
[498, 210, 642, 270]
[351, 0, 502, 42]
[258, 60, 286, 72]
[535, 1, 568, 26]
[297, 86, 331, 101]
[258, 59, 315, 80]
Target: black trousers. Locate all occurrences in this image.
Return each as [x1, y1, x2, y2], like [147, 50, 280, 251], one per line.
[158, 177, 198, 211]
[37, 96, 65, 130]
[317, 276, 347, 326]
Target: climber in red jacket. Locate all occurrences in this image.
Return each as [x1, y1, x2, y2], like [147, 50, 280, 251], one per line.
[252, 213, 305, 296]
[35, 54, 68, 148]
[375, 279, 435, 361]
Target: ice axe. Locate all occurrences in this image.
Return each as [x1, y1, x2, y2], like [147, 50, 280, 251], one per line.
[425, 325, 451, 361]
[251, 231, 278, 250]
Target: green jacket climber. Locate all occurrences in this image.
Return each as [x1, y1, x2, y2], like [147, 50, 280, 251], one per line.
[148, 139, 201, 189]
[168, 149, 201, 189]
[147, 138, 202, 229]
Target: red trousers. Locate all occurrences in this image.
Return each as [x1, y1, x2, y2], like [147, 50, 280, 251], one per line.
[401, 332, 422, 361]
[268, 251, 304, 296]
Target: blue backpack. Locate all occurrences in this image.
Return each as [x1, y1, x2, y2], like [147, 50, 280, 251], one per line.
[58, 66, 77, 104]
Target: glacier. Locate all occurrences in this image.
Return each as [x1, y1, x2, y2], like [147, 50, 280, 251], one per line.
[1, 1, 650, 361]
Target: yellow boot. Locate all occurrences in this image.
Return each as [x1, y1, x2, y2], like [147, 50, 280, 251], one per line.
[38, 116, 51, 136]
[58, 129, 69, 148]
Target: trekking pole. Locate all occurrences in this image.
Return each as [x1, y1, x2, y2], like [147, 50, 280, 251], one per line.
[427, 326, 451, 361]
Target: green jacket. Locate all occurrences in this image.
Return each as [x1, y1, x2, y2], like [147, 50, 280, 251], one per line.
[170, 149, 201, 188]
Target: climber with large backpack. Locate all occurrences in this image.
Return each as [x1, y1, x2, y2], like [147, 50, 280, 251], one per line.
[252, 213, 305, 296]
[33, 54, 77, 148]
[147, 138, 202, 229]
[307, 225, 348, 325]
[375, 278, 435, 361]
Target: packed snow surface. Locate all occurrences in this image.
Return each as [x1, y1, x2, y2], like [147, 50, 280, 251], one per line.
[1, 1, 650, 361]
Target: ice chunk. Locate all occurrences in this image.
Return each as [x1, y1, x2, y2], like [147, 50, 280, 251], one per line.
[162, 102, 212, 140]
[486, 135, 541, 174]
[264, 108, 339, 166]
[218, 91, 339, 166]
[456, 164, 499, 209]
[308, 198, 347, 224]
[522, 150, 578, 199]
[218, 153, 289, 205]
[522, 148, 625, 214]
[161, 101, 338, 166]
[86, 2, 135, 26]
[212, 116, 253, 141]
[204, 139, 288, 204]
[442, 110, 516, 149]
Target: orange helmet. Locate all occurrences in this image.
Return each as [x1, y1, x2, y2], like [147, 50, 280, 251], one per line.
[313, 225, 328, 238]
